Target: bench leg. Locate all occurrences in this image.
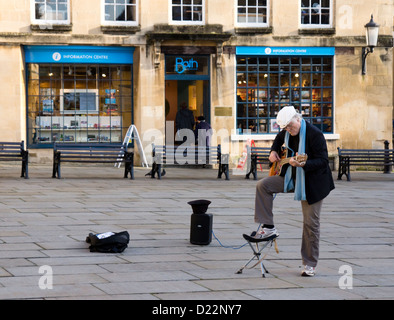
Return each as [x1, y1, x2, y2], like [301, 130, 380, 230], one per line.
[346, 165, 351, 181]
[337, 166, 342, 180]
[21, 151, 29, 179]
[252, 157, 257, 180]
[338, 157, 350, 181]
[52, 152, 61, 179]
[217, 154, 230, 180]
[149, 162, 157, 178]
[245, 156, 258, 180]
[124, 152, 134, 180]
[245, 161, 254, 180]
[337, 168, 344, 180]
[52, 162, 57, 178]
[223, 164, 230, 180]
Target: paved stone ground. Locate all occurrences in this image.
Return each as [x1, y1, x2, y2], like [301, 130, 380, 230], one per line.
[0, 163, 393, 300]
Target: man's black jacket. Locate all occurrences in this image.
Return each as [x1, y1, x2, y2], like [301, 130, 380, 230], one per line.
[271, 121, 335, 205]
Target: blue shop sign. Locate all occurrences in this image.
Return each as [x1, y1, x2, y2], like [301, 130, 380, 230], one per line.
[236, 46, 335, 56]
[24, 45, 134, 64]
[165, 55, 209, 80]
[175, 57, 199, 74]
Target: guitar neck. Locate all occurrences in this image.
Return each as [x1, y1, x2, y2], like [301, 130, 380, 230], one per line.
[280, 158, 291, 166]
[280, 155, 305, 166]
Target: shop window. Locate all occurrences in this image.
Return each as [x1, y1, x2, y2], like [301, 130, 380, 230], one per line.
[27, 64, 133, 146]
[237, 0, 269, 26]
[32, 0, 70, 24]
[236, 56, 333, 134]
[300, 0, 332, 27]
[171, 0, 204, 24]
[103, 0, 138, 25]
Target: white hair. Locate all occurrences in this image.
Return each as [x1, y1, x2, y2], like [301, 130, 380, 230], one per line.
[284, 105, 302, 123]
[291, 112, 303, 121]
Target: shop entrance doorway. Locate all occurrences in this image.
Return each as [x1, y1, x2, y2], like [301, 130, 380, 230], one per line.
[165, 55, 210, 145]
[165, 80, 210, 140]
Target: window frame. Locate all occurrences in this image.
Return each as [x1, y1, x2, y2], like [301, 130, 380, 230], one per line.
[31, 0, 71, 25]
[299, 0, 333, 29]
[101, 0, 139, 27]
[235, 0, 270, 28]
[235, 55, 334, 135]
[26, 63, 134, 148]
[169, 0, 205, 25]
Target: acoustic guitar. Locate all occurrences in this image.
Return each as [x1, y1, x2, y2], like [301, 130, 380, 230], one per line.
[269, 149, 308, 176]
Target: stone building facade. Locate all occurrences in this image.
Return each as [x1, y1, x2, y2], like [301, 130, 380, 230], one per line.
[0, 0, 392, 165]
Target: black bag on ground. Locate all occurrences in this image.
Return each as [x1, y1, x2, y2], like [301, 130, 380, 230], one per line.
[86, 231, 130, 253]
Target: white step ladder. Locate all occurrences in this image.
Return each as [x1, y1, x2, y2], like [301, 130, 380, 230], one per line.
[115, 125, 149, 168]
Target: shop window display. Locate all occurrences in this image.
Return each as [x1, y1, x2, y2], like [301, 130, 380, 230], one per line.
[236, 56, 333, 134]
[27, 64, 133, 146]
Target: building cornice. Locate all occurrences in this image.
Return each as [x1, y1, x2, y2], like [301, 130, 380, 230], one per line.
[145, 24, 232, 44]
[0, 32, 392, 49]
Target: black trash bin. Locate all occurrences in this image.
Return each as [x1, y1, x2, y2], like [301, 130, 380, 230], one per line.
[188, 200, 213, 245]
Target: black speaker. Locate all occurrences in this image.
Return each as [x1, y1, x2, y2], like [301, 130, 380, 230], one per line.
[190, 212, 213, 245]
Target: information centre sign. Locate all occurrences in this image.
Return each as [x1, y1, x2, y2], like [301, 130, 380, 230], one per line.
[236, 46, 335, 56]
[24, 45, 134, 64]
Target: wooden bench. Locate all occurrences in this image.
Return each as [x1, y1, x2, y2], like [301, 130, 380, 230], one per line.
[52, 143, 134, 179]
[245, 147, 271, 180]
[150, 144, 230, 180]
[0, 141, 29, 179]
[337, 141, 393, 181]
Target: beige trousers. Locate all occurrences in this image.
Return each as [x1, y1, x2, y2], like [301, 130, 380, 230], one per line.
[254, 175, 323, 267]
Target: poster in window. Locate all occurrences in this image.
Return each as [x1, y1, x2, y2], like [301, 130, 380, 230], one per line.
[61, 89, 99, 114]
[105, 89, 116, 104]
[42, 99, 53, 113]
[258, 89, 267, 101]
[270, 119, 280, 132]
[301, 90, 310, 100]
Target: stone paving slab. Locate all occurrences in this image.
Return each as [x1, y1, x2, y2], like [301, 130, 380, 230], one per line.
[0, 163, 393, 301]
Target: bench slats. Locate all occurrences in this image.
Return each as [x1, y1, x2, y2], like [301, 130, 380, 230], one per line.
[245, 147, 271, 180]
[151, 144, 229, 180]
[0, 141, 28, 179]
[337, 146, 393, 181]
[53, 142, 133, 179]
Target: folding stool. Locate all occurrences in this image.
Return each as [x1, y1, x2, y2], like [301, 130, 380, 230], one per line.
[236, 232, 279, 278]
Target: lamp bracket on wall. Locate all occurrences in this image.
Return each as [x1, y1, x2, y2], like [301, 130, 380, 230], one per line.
[361, 47, 373, 75]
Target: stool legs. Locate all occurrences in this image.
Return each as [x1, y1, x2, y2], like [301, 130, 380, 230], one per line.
[236, 239, 273, 278]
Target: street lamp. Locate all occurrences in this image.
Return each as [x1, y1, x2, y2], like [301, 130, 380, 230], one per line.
[362, 14, 380, 75]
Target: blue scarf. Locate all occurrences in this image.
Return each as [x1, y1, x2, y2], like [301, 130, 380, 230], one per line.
[284, 119, 306, 201]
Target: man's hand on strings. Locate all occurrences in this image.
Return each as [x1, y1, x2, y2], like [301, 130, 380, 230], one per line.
[289, 152, 306, 168]
[269, 151, 281, 163]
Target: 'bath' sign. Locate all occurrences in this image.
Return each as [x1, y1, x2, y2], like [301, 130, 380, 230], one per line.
[175, 57, 199, 74]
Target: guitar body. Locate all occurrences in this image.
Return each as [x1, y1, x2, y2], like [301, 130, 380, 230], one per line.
[269, 149, 287, 176]
[269, 148, 307, 177]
